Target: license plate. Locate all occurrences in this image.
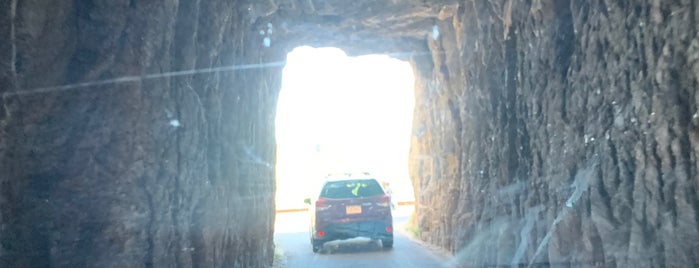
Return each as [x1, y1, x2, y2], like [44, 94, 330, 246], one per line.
[345, 205, 362, 215]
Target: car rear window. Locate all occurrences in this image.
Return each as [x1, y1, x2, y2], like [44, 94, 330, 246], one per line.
[320, 179, 385, 199]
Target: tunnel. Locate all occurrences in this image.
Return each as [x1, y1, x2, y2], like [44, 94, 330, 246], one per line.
[1, 0, 699, 267]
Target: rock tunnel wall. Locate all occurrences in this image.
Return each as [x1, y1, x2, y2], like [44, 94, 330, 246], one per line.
[0, 0, 437, 266]
[2, 0, 699, 267]
[410, 0, 699, 267]
[0, 1, 281, 267]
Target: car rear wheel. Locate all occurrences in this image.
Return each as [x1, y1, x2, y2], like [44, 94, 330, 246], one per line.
[381, 239, 393, 249]
[312, 240, 322, 253]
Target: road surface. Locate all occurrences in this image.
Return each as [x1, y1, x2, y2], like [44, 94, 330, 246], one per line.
[274, 206, 451, 268]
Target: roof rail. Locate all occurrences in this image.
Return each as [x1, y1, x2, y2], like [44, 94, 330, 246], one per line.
[324, 171, 372, 178]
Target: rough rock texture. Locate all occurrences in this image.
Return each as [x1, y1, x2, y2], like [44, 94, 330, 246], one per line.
[1, 1, 281, 267]
[270, 0, 453, 55]
[0, 1, 441, 267]
[2, 0, 698, 267]
[410, 0, 699, 267]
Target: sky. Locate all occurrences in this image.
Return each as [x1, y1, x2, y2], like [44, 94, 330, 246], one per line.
[275, 46, 415, 209]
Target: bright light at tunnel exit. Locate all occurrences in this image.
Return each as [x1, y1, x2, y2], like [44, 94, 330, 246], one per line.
[275, 46, 416, 211]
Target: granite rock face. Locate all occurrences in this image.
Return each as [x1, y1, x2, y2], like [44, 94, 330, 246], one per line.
[1, 1, 281, 267]
[409, 1, 699, 267]
[1, 0, 698, 267]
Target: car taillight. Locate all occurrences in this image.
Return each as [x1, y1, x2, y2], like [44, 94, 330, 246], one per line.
[317, 230, 325, 237]
[386, 226, 392, 233]
[316, 198, 330, 211]
[377, 195, 391, 207]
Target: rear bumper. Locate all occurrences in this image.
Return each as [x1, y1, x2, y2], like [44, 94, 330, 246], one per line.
[313, 220, 393, 241]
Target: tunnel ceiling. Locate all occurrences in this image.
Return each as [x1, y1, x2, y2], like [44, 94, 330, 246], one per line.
[254, 0, 458, 55]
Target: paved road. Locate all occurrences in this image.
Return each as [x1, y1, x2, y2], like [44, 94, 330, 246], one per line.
[274, 206, 451, 268]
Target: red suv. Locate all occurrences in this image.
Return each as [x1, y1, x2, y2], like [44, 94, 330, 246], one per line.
[308, 177, 393, 253]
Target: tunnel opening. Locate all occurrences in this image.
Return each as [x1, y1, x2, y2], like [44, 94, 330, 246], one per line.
[274, 46, 416, 227]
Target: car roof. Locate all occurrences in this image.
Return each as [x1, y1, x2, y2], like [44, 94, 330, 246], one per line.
[325, 171, 371, 177]
[324, 177, 378, 182]
[322, 173, 379, 182]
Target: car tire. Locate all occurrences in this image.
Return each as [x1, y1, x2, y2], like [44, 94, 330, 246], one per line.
[312, 240, 322, 253]
[381, 239, 393, 249]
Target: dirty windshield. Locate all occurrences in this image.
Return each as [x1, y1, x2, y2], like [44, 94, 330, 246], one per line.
[2, 1, 698, 268]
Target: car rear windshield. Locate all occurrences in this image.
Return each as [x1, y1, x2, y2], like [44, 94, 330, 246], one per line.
[320, 179, 385, 199]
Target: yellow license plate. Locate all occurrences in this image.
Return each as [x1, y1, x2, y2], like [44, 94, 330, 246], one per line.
[346, 205, 362, 215]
